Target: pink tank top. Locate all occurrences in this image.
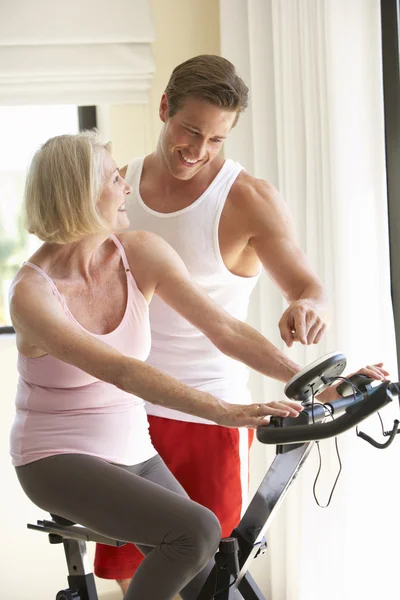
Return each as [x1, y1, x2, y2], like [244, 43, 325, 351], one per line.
[10, 235, 156, 467]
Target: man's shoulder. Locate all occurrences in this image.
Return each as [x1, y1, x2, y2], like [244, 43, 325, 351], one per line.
[228, 170, 278, 212]
[226, 170, 290, 237]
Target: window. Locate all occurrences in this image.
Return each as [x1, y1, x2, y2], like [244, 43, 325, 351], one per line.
[0, 105, 79, 331]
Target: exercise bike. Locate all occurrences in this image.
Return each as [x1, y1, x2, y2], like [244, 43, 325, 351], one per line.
[27, 352, 400, 600]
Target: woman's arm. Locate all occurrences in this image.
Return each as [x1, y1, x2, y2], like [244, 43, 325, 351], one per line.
[9, 272, 301, 427]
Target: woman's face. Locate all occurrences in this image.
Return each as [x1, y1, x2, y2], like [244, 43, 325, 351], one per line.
[96, 151, 131, 231]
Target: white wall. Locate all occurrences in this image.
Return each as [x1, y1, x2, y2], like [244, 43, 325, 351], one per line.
[99, 0, 221, 166]
[1, 1, 222, 598]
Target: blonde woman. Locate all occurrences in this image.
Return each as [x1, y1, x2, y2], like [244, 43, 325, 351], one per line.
[9, 131, 304, 600]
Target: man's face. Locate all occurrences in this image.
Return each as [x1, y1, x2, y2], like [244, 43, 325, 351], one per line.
[158, 95, 237, 180]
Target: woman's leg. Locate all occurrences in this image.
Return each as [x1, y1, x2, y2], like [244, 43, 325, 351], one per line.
[95, 417, 254, 593]
[16, 453, 221, 600]
[101, 454, 220, 600]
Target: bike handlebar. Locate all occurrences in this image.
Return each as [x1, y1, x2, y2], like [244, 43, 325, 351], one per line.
[256, 381, 400, 445]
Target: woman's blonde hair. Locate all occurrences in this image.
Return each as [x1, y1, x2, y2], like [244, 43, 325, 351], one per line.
[24, 130, 112, 244]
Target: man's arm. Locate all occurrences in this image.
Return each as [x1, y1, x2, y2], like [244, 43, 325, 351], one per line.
[232, 175, 329, 347]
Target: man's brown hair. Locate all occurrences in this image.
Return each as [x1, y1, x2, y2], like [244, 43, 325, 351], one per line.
[165, 55, 249, 125]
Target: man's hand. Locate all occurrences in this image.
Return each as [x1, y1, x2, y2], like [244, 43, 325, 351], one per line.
[279, 299, 328, 347]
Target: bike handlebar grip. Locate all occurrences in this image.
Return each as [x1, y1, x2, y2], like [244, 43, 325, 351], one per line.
[257, 381, 393, 445]
[324, 394, 364, 416]
[257, 416, 348, 444]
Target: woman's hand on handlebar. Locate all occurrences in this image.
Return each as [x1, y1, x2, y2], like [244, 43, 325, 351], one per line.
[317, 362, 389, 403]
[216, 399, 303, 429]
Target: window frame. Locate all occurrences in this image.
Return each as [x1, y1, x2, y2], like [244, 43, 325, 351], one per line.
[0, 105, 97, 334]
[381, 0, 400, 374]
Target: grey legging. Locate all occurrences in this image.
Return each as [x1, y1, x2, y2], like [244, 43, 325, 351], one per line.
[16, 453, 221, 600]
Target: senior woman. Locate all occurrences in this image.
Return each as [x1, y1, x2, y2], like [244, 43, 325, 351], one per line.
[9, 131, 303, 600]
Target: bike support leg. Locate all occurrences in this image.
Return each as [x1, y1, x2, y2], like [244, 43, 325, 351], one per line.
[196, 442, 314, 599]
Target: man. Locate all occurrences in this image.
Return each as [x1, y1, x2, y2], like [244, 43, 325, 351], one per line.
[94, 54, 328, 595]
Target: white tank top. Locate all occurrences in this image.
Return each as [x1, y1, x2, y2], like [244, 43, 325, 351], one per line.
[125, 157, 261, 424]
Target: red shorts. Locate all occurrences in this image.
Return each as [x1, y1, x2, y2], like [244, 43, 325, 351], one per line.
[94, 415, 254, 580]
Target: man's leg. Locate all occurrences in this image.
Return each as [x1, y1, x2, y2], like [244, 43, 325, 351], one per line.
[116, 577, 130, 596]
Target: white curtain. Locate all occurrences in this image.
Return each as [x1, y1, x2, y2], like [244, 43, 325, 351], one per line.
[0, 0, 155, 105]
[220, 1, 399, 599]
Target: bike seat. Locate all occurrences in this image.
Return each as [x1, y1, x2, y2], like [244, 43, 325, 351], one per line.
[51, 514, 76, 526]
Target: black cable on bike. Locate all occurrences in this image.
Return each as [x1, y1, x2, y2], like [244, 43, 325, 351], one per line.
[354, 395, 399, 448]
[329, 376, 399, 449]
[309, 383, 342, 508]
[309, 374, 365, 508]
[210, 574, 237, 599]
[357, 420, 400, 448]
